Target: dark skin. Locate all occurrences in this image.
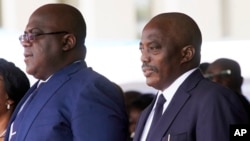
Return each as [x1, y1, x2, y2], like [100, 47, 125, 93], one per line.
[140, 13, 202, 91]
[205, 58, 243, 95]
[0, 76, 14, 137]
[20, 4, 86, 80]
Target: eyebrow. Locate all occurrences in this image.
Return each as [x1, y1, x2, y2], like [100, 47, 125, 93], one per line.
[25, 28, 42, 33]
[140, 40, 159, 46]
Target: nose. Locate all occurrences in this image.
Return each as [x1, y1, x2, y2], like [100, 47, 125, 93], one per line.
[140, 49, 150, 63]
[19, 34, 32, 47]
[20, 41, 32, 48]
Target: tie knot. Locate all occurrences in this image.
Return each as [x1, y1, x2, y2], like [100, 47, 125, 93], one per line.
[156, 94, 166, 106]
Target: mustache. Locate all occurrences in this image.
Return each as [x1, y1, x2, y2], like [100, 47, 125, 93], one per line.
[141, 63, 158, 72]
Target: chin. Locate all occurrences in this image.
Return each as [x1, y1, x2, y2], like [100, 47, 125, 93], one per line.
[146, 76, 165, 90]
[26, 67, 35, 75]
[146, 78, 158, 89]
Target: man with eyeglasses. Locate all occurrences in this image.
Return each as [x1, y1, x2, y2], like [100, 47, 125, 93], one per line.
[4, 3, 128, 141]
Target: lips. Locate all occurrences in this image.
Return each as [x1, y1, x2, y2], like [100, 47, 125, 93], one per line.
[142, 67, 155, 77]
[24, 53, 33, 62]
[24, 53, 33, 58]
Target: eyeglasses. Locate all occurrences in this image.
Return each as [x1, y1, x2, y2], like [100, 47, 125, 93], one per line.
[204, 69, 231, 79]
[19, 31, 69, 43]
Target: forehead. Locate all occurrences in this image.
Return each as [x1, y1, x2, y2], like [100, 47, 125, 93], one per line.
[142, 28, 163, 40]
[142, 18, 174, 40]
[26, 9, 63, 31]
[141, 25, 171, 44]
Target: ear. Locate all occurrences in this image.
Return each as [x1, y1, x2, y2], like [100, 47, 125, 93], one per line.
[62, 34, 76, 51]
[6, 98, 14, 105]
[180, 45, 195, 64]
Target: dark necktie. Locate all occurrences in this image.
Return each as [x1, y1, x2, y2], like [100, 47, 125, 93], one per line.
[147, 94, 166, 138]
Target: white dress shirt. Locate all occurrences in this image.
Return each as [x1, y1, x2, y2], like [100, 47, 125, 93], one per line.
[140, 68, 196, 141]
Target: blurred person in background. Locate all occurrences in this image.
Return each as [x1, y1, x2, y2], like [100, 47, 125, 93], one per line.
[199, 62, 210, 75]
[205, 58, 244, 96]
[124, 90, 142, 112]
[128, 93, 154, 141]
[205, 58, 250, 119]
[0, 58, 30, 141]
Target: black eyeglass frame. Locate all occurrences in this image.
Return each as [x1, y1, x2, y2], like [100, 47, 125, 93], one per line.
[19, 31, 69, 42]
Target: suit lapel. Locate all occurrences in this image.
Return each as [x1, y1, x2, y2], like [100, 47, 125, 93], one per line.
[147, 89, 191, 140]
[10, 83, 38, 122]
[14, 61, 84, 140]
[147, 70, 203, 140]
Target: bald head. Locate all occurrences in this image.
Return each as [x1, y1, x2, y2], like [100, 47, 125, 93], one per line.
[30, 3, 86, 47]
[22, 4, 87, 80]
[140, 12, 203, 90]
[146, 12, 202, 48]
[144, 12, 202, 66]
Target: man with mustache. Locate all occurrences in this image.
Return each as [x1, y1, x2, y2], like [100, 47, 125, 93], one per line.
[133, 12, 249, 141]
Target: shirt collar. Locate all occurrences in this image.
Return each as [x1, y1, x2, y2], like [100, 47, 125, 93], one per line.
[157, 68, 197, 103]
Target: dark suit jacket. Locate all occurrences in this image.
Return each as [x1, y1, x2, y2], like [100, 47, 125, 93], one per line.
[133, 70, 249, 141]
[5, 61, 128, 141]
